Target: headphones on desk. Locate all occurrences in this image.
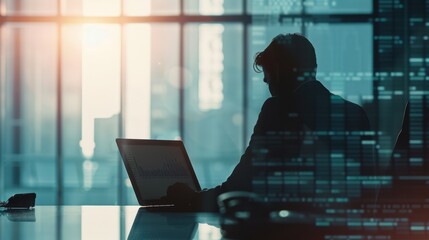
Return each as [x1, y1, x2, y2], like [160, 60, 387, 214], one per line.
[217, 192, 267, 238]
[217, 191, 270, 223]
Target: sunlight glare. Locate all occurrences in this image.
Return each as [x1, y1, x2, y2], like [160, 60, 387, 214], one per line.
[124, 24, 151, 139]
[200, 0, 225, 15]
[198, 24, 224, 111]
[80, 24, 120, 160]
[124, 0, 151, 16]
[82, 206, 120, 240]
[0, 1, 5, 15]
[82, 0, 120, 16]
[198, 1, 225, 111]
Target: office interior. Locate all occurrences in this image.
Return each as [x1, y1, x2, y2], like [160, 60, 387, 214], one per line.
[0, 0, 428, 239]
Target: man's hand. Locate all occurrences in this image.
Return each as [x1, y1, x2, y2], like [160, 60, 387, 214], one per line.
[167, 182, 198, 209]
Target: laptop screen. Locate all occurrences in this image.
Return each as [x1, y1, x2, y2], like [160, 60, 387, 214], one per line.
[117, 139, 201, 204]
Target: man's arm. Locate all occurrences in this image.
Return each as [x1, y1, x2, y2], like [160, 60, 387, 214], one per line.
[168, 97, 284, 211]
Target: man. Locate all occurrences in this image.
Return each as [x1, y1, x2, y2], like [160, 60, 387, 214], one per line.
[168, 33, 371, 211]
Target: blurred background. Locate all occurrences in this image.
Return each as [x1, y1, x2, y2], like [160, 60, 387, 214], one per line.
[0, 0, 423, 205]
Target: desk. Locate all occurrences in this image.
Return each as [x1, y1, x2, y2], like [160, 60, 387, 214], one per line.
[3, 205, 429, 239]
[0, 206, 222, 240]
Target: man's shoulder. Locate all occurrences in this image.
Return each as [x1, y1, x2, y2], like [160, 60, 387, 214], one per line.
[330, 93, 370, 130]
[299, 80, 365, 112]
[307, 80, 370, 130]
[261, 97, 286, 110]
[333, 94, 365, 112]
[311, 80, 365, 114]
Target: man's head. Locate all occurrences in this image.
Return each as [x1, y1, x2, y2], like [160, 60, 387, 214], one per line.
[254, 33, 317, 96]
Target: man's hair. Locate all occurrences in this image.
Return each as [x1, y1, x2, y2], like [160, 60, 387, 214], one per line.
[253, 33, 317, 76]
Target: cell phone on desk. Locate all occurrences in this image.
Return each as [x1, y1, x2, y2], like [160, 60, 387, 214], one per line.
[0, 193, 36, 209]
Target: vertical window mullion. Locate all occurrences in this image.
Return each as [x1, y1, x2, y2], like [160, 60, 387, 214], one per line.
[56, 0, 63, 206]
[179, 0, 185, 139]
[0, 21, 3, 200]
[242, 0, 248, 150]
[118, 25, 125, 205]
[0, 0, 3, 201]
[56, 1, 64, 239]
[119, 1, 126, 238]
[118, 0, 125, 206]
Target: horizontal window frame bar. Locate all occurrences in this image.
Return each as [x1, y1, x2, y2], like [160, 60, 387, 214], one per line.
[0, 14, 373, 24]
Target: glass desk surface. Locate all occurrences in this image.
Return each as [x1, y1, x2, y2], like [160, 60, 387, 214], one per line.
[3, 205, 429, 239]
[0, 206, 222, 240]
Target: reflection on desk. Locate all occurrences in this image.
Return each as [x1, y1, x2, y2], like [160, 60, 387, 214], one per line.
[0, 206, 221, 240]
[3, 205, 429, 239]
[0, 209, 36, 222]
[128, 209, 197, 239]
[128, 208, 222, 240]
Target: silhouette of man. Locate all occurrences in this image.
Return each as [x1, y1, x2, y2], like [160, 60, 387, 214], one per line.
[167, 33, 371, 211]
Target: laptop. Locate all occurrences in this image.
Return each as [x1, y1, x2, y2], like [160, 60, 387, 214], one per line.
[116, 138, 201, 208]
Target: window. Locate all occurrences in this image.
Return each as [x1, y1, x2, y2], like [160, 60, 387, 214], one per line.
[0, 0, 375, 205]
